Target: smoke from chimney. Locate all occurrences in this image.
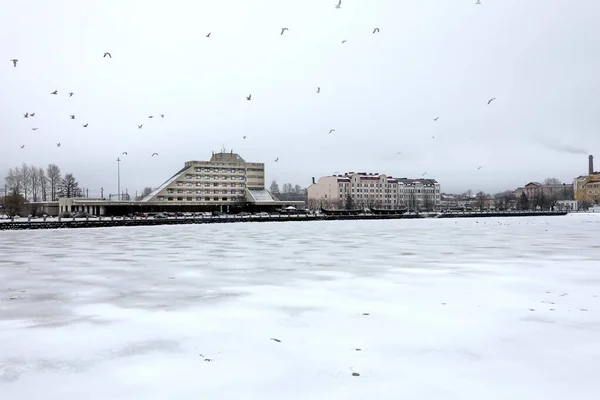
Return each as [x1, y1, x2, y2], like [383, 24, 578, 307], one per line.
[589, 155, 594, 175]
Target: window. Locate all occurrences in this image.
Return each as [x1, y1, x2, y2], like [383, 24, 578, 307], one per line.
[196, 190, 201, 194]
[177, 197, 183, 201]
[223, 176, 228, 180]
[204, 183, 210, 187]
[196, 182, 202, 186]
[230, 190, 237, 194]
[205, 197, 211, 201]
[176, 182, 183, 186]
[239, 183, 244, 187]
[186, 182, 192, 186]
[222, 190, 228, 194]
[185, 174, 193, 179]
[195, 167, 202, 172]
[177, 189, 183, 194]
[157, 196, 164, 201]
[167, 189, 174, 194]
[205, 190, 210, 194]
[222, 197, 228, 201]
[186, 190, 192, 194]
[196, 197, 202, 201]
[186, 197, 193, 201]
[213, 183, 218, 187]
[214, 190, 220, 194]
[168, 197, 174, 201]
[230, 183, 236, 187]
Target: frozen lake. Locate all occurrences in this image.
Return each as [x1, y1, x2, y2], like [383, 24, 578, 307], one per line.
[1, 215, 600, 399]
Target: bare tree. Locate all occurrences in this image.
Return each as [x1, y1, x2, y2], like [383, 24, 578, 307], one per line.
[20, 163, 32, 201]
[30, 167, 40, 202]
[269, 180, 280, 194]
[5, 167, 23, 196]
[47, 164, 62, 201]
[0, 194, 26, 217]
[543, 177, 562, 185]
[57, 173, 80, 198]
[293, 184, 302, 194]
[138, 187, 153, 200]
[281, 183, 293, 193]
[38, 167, 48, 201]
[476, 191, 487, 211]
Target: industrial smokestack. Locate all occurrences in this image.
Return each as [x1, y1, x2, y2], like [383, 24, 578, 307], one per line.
[589, 155, 594, 175]
[312, 177, 315, 184]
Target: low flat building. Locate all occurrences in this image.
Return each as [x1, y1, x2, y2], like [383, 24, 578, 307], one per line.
[308, 172, 441, 210]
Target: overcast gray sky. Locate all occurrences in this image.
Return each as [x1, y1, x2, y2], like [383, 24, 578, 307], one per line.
[2, 0, 599, 196]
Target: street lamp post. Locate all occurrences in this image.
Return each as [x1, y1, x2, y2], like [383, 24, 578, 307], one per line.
[117, 158, 121, 201]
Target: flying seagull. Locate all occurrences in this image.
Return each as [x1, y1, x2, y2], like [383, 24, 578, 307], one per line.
[10, 59, 18, 67]
[122, 152, 128, 155]
[476, 0, 482, 4]
[422, 172, 427, 176]
[280, 28, 289, 35]
[373, 28, 380, 34]
[23, 113, 29, 118]
[160, 114, 164, 118]
[70, 115, 75, 119]
[103, 52, 112, 58]
[148, 115, 153, 118]
[246, 94, 251, 101]
[20, 145, 25, 149]
[56, 143, 61, 147]
[274, 157, 279, 162]
[51, 90, 58, 95]
[433, 117, 439, 121]
[31, 128, 38, 131]
[138, 124, 143, 129]
[206, 32, 211, 37]
[270, 338, 281, 343]
[329, 129, 335, 134]
[477, 166, 483, 170]
[317, 87, 321, 93]
[335, 0, 342, 8]
[487, 97, 496, 105]
[243, 136, 247, 139]
[83, 123, 88, 127]
[151, 153, 158, 157]
[396, 151, 402, 155]
[69, 92, 74, 97]
[341, 40, 347, 44]
[30, 112, 35, 117]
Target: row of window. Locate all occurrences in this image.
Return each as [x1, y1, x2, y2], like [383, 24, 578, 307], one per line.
[167, 189, 245, 195]
[169, 183, 244, 192]
[192, 168, 246, 173]
[157, 196, 244, 202]
[182, 175, 246, 181]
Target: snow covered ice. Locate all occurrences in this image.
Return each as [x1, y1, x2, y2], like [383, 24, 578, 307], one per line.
[1, 215, 600, 399]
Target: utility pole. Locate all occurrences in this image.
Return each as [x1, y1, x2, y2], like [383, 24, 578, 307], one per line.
[117, 158, 121, 201]
[101, 187, 104, 199]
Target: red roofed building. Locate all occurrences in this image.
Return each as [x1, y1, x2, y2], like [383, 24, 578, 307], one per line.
[307, 172, 441, 210]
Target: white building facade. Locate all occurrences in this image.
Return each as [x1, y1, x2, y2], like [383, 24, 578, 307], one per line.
[308, 172, 441, 210]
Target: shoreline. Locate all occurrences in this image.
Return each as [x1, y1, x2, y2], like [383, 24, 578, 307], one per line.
[0, 211, 568, 231]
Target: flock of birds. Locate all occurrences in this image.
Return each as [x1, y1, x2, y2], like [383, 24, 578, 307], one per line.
[9, 0, 491, 168]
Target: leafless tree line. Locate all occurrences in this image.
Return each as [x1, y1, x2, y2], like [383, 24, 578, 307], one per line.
[4, 163, 74, 202]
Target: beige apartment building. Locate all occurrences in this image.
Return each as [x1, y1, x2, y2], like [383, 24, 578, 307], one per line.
[308, 172, 441, 210]
[143, 150, 275, 204]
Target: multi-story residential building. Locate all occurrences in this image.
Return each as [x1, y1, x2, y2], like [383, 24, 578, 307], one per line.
[514, 181, 574, 210]
[574, 155, 600, 204]
[307, 172, 441, 210]
[142, 150, 271, 204]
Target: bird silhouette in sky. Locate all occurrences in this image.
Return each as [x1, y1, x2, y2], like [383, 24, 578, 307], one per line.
[243, 136, 247, 139]
[32, 128, 38, 131]
[341, 40, 347, 44]
[20, 145, 25, 149]
[422, 172, 427, 177]
[148, 116, 153, 118]
[433, 117, 439, 121]
[317, 87, 321, 93]
[10, 59, 18, 67]
[160, 114, 164, 118]
[70, 115, 75, 119]
[246, 94, 251, 101]
[329, 129, 335, 134]
[152, 153, 158, 157]
[69, 92, 74, 97]
[122, 152, 128, 155]
[206, 33, 211, 37]
[335, 0, 342, 9]
[477, 166, 483, 170]
[23, 113, 29, 118]
[274, 157, 279, 162]
[51, 90, 58, 95]
[103, 52, 112, 58]
[138, 124, 143, 129]
[83, 123, 88, 127]
[56, 143, 61, 147]
[487, 97, 496, 105]
[373, 28, 380, 34]
[30, 112, 35, 117]
[281, 28, 289, 35]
